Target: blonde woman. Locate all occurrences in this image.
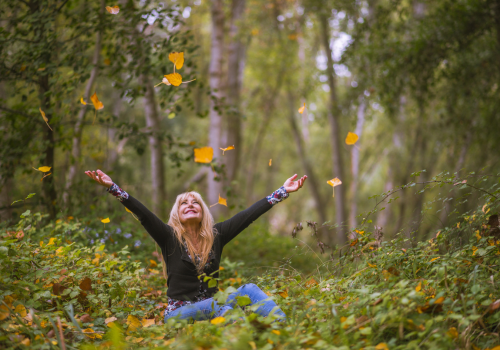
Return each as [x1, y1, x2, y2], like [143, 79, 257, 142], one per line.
[85, 169, 307, 323]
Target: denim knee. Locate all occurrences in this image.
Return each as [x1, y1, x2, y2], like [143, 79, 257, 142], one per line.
[239, 283, 259, 292]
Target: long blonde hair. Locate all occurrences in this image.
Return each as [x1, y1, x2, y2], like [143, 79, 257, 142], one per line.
[159, 191, 216, 278]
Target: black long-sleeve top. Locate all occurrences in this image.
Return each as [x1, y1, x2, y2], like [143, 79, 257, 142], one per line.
[107, 184, 289, 301]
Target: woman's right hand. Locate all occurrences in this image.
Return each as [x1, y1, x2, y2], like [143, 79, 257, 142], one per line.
[85, 169, 114, 188]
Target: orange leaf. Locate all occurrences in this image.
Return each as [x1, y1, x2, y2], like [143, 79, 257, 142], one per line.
[0, 305, 10, 321]
[210, 194, 227, 207]
[164, 73, 182, 86]
[305, 278, 317, 288]
[416, 282, 422, 292]
[126, 315, 142, 331]
[434, 297, 445, 304]
[298, 103, 306, 114]
[269, 159, 272, 166]
[141, 319, 155, 328]
[375, 343, 389, 350]
[345, 132, 359, 145]
[80, 277, 92, 291]
[90, 92, 104, 110]
[350, 239, 358, 246]
[327, 178, 342, 187]
[106, 5, 120, 14]
[194, 147, 213, 163]
[168, 52, 184, 70]
[220, 145, 235, 155]
[278, 290, 288, 298]
[40, 173, 52, 182]
[39, 107, 53, 131]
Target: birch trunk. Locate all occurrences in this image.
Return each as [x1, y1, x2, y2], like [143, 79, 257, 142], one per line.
[208, 0, 225, 218]
[63, 0, 104, 208]
[349, 99, 366, 228]
[319, 14, 347, 244]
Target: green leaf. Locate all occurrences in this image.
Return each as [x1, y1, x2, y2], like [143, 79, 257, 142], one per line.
[208, 279, 217, 288]
[20, 210, 30, 218]
[236, 295, 251, 307]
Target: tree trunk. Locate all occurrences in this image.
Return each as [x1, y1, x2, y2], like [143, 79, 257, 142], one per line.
[319, 14, 347, 244]
[224, 0, 246, 184]
[208, 0, 225, 218]
[142, 74, 166, 217]
[286, 90, 328, 237]
[349, 98, 366, 229]
[63, 2, 104, 207]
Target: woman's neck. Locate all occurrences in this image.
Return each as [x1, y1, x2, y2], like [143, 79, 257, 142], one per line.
[183, 222, 201, 242]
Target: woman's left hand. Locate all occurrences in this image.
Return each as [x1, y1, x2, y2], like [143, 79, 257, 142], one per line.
[283, 174, 307, 193]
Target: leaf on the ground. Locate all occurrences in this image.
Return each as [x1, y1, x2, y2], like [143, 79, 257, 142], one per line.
[194, 147, 213, 163]
[91, 92, 104, 110]
[345, 132, 359, 145]
[305, 278, 317, 288]
[141, 319, 155, 328]
[278, 290, 288, 298]
[80, 277, 92, 291]
[298, 103, 306, 114]
[272, 330, 280, 335]
[475, 230, 481, 240]
[164, 73, 182, 86]
[368, 263, 377, 268]
[127, 315, 142, 331]
[375, 343, 389, 350]
[416, 282, 422, 292]
[106, 5, 120, 14]
[269, 159, 272, 166]
[101, 218, 110, 224]
[210, 317, 225, 325]
[447, 327, 458, 338]
[220, 145, 235, 155]
[39, 108, 53, 131]
[0, 305, 10, 321]
[434, 297, 445, 304]
[169, 52, 184, 70]
[47, 237, 56, 246]
[80, 97, 87, 105]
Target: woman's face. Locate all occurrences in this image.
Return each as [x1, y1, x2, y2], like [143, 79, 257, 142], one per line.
[178, 195, 203, 225]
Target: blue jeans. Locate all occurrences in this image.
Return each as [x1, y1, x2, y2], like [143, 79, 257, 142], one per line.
[164, 283, 286, 323]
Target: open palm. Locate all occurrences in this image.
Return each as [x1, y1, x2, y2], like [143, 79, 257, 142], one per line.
[84, 169, 113, 187]
[283, 174, 307, 193]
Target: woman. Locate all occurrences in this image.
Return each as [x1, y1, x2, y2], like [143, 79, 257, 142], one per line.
[85, 169, 307, 323]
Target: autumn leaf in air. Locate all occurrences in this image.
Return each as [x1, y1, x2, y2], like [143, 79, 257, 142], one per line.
[106, 5, 120, 14]
[269, 159, 272, 166]
[39, 107, 53, 131]
[33, 166, 51, 172]
[40, 173, 52, 182]
[327, 177, 342, 197]
[345, 132, 359, 145]
[101, 218, 110, 224]
[164, 73, 183, 87]
[194, 147, 213, 163]
[220, 145, 235, 155]
[169, 52, 184, 70]
[210, 194, 227, 207]
[90, 92, 104, 110]
[80, 97, 87, 105]
[298, 103, 306, 114]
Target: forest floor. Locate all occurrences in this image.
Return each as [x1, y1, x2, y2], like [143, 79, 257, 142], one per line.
[1, 202, 500, 350]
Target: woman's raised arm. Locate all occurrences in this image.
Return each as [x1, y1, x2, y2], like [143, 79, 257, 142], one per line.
[216, 174, 307, 246]
[84, 169, 170, 246]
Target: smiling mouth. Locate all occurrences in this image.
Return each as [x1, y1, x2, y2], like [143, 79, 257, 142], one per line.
[185, 210, 197, 214]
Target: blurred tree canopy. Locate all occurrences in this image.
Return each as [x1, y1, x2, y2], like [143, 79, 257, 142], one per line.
[1, 0, 499, 248]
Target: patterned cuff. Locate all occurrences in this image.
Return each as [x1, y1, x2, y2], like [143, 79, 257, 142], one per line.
[266, 186, 289, 206]
[107, 183, 129, 202]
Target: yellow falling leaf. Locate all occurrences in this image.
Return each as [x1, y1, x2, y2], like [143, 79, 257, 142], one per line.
[80, 97, 87, 105]
[168, 52, 184, 70]
[269, 159, 272, 166]
[210, 194, 227, 207]
[126, 315, 142, 331]
[210, 317, 225, 325]
[33, 166, 51, 172]
[101, 218, 110, 224]
[327, 177, 342, 197]
[416, 282, 422, 292]
[220, 145, 235, 155]
[39, 107, 53, 131]
[90, 92, 104, 110]
[14, 304, 27, 317]
[40, 173, 52, 182]
[106, 5, 120, 14]
[298, 103, 306, 114]
[345, 132, 359, 145]
[164, 73, 183, 87]
[125, 207, 132, 213]
[141, 319, 155, 328]
[194, 147, 214, 163]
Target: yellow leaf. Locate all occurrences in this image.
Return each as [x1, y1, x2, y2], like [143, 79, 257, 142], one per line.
[101, 218, 110, 224]
[125, 207, 132, 213]
[105, 5, 120, 14]
[39, 107, 53, 131]
[194, 147, 214, 163]
[355, 230, 364, 236]
[150, 260, 157, 267]
[141, 319, 155, 328]
[368, 263, 377, 268]
[80, 97, 87, 105]
[220, 145, 235, 155]
[33, 166, 51, 172]
[272, 330, 280, 335]
[90, 92, 104, 110]
[429, 257, 440, 263]
[20, 338, 30, 346]
[248, 341, 257, 350]
[475, 231, 481, 241]
[472, 246, 478, 255]
[375, 343, 389, 350]
[269, 159, 272, 166]
[416, 282, 422, 292]
[278, 290, 288, 298]
[298, 103, 306, 114]
[14, 304, 27, 317]
[482, 204, 488, 213]
[210, 194, 227, 207]
[345, 132, 359, 145]
[447, 327, 458, 339]
[0, 305, 10, 321]
[164, 73, 182, 87]
[210, 316, 225, 325]
[56, 247, 64, 256]
[126, 315, 142, 331]
[168, 52, 184, 70]
[327, 178, 342, 187]
[105, 316, 117, 325]
[434, 297, 445, 304]
[47, 237, 56, 246]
